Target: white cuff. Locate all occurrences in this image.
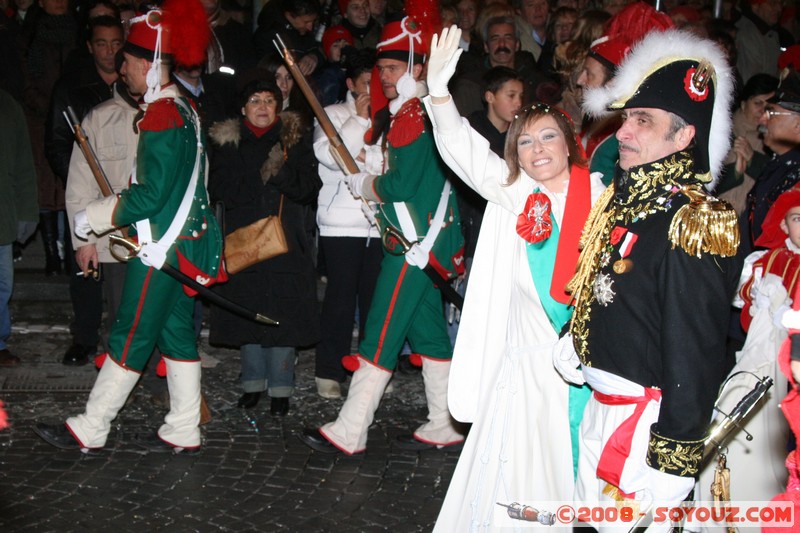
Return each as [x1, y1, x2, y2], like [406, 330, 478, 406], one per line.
[85, 195, 119, 235]
[423, 94, 462, 134]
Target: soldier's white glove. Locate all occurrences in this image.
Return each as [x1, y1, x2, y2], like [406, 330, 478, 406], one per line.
[346, 172, 373, 199]
[552, 333, 585, 385]
[73, 210, 92, 240]
[427, 25, 463, 98]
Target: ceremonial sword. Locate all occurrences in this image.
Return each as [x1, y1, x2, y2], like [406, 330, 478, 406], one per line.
[109, 233, 279, 326]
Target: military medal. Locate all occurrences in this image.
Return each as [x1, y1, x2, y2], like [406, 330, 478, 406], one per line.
[593, 273, 615, 306]
[613, 259, 632, 274]
[611, 229, 638, 274]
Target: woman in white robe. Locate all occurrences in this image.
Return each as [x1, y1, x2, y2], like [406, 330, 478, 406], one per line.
[423, 26, 606, 532]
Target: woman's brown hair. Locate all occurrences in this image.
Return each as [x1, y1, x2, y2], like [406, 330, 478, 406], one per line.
[503, 103, 587, 185]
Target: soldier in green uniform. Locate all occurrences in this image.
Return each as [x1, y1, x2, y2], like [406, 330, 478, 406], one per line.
[299, 17, 466, 455]
[34, 2, 224, 454]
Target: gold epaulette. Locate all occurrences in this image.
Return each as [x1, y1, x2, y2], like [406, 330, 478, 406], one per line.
[667, 185, 739, 258]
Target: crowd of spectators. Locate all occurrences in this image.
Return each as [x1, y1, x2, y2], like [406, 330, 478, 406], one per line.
[0, 0, 798, 407]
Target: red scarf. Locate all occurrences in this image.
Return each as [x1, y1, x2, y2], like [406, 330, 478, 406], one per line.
[244, 117, 278, 138]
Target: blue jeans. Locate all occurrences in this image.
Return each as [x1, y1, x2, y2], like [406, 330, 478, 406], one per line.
[240, 344, 295, 398]
[0, 244, 12, 350]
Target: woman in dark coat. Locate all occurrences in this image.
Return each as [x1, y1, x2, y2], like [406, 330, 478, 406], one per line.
[208, 79, 321, 416]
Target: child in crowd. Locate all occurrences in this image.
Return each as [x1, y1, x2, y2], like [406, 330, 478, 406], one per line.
[695, 188, 800, 504]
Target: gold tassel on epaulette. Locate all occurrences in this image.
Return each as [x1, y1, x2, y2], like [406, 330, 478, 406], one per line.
[668, 185, 740, 258]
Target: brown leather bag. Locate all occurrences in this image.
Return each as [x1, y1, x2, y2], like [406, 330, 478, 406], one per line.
[223, 196, 288, 275]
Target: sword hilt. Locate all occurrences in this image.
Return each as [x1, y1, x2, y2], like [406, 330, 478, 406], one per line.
[109, 234, 141, 263]
[381, 225, 416, 256]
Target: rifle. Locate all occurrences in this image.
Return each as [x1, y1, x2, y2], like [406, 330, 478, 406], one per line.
[272, 35, 360, 176]
[64, 106, 115, 197]
[63, 106, 233, 426]
[628, 375, 774, 533]
[273, 35, 464, 310]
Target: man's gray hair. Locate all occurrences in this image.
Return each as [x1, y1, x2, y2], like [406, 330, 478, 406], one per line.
[483, 16, 520, 43]
[665, 112, 689, 141]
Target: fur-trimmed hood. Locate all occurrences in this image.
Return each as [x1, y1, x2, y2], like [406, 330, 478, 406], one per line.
[208, 111, 304, 149]
[582, 29, 733, 188]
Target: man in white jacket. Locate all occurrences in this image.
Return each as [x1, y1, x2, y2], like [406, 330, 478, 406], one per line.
[313, 49, 383, 400]
[64, 80, 139, 359]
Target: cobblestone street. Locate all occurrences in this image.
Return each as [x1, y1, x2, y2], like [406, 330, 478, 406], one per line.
[0, 249, 459, 532]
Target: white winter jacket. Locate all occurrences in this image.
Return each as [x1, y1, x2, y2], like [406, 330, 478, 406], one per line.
[314, 92, 380, 238]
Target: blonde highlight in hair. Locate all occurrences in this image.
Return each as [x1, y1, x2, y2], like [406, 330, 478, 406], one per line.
[503, 103, 587, 185]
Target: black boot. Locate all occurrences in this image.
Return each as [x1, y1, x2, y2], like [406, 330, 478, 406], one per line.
[39, 211, 62, 276]
[237, 391, 261, 408]
[270, 397, 289, 417]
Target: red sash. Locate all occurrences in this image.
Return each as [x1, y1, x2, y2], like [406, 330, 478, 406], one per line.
[551, 165, 591, 303]
[594, 388, 662, 496]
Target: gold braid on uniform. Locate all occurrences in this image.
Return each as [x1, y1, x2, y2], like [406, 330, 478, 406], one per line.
[566, 185, 615, 364]
[567, 151, 737, 365]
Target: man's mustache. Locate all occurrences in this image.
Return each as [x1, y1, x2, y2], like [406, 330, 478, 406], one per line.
[494, 47, 512, 54]
[619, 143, 639, 153]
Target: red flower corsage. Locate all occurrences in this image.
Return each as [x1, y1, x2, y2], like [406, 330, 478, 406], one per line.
[609, 226, 628, 246]
[516, 192, 553, 244]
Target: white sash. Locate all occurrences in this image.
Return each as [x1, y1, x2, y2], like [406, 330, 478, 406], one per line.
[133, 98, 202, 270]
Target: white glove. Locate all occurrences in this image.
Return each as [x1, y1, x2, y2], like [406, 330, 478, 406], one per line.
[346, 172, 372, 199]
[73, 210, 92, 240]
[427, 25, 463, 98]
[645, 467, 695, 508]
[552, 333, 585, 385]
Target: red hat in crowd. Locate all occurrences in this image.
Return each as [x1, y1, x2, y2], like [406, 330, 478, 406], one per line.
[756, 188, 800, 249]
[322, 25, 354, 59]
[588, 2, 674, 73]
[779, 45, 800, 72]
[338, 0, 351, 18]
[588, 35, 630, 70]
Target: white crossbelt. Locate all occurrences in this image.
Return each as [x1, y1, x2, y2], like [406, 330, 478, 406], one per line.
[393, 180, 451, 268]
[133, 98, 202, 270]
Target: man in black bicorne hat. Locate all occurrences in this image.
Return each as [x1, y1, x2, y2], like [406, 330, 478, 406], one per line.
[555, 29, 743, 523]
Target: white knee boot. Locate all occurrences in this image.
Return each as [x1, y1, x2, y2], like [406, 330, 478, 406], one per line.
[66, 358, 140, 449]
[414, 358, 465, 446]
[320, 360, 392, 454]
[158, 358, 202, 449]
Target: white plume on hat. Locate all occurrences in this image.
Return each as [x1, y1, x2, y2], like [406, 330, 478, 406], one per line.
[583, 29, 734, 185]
